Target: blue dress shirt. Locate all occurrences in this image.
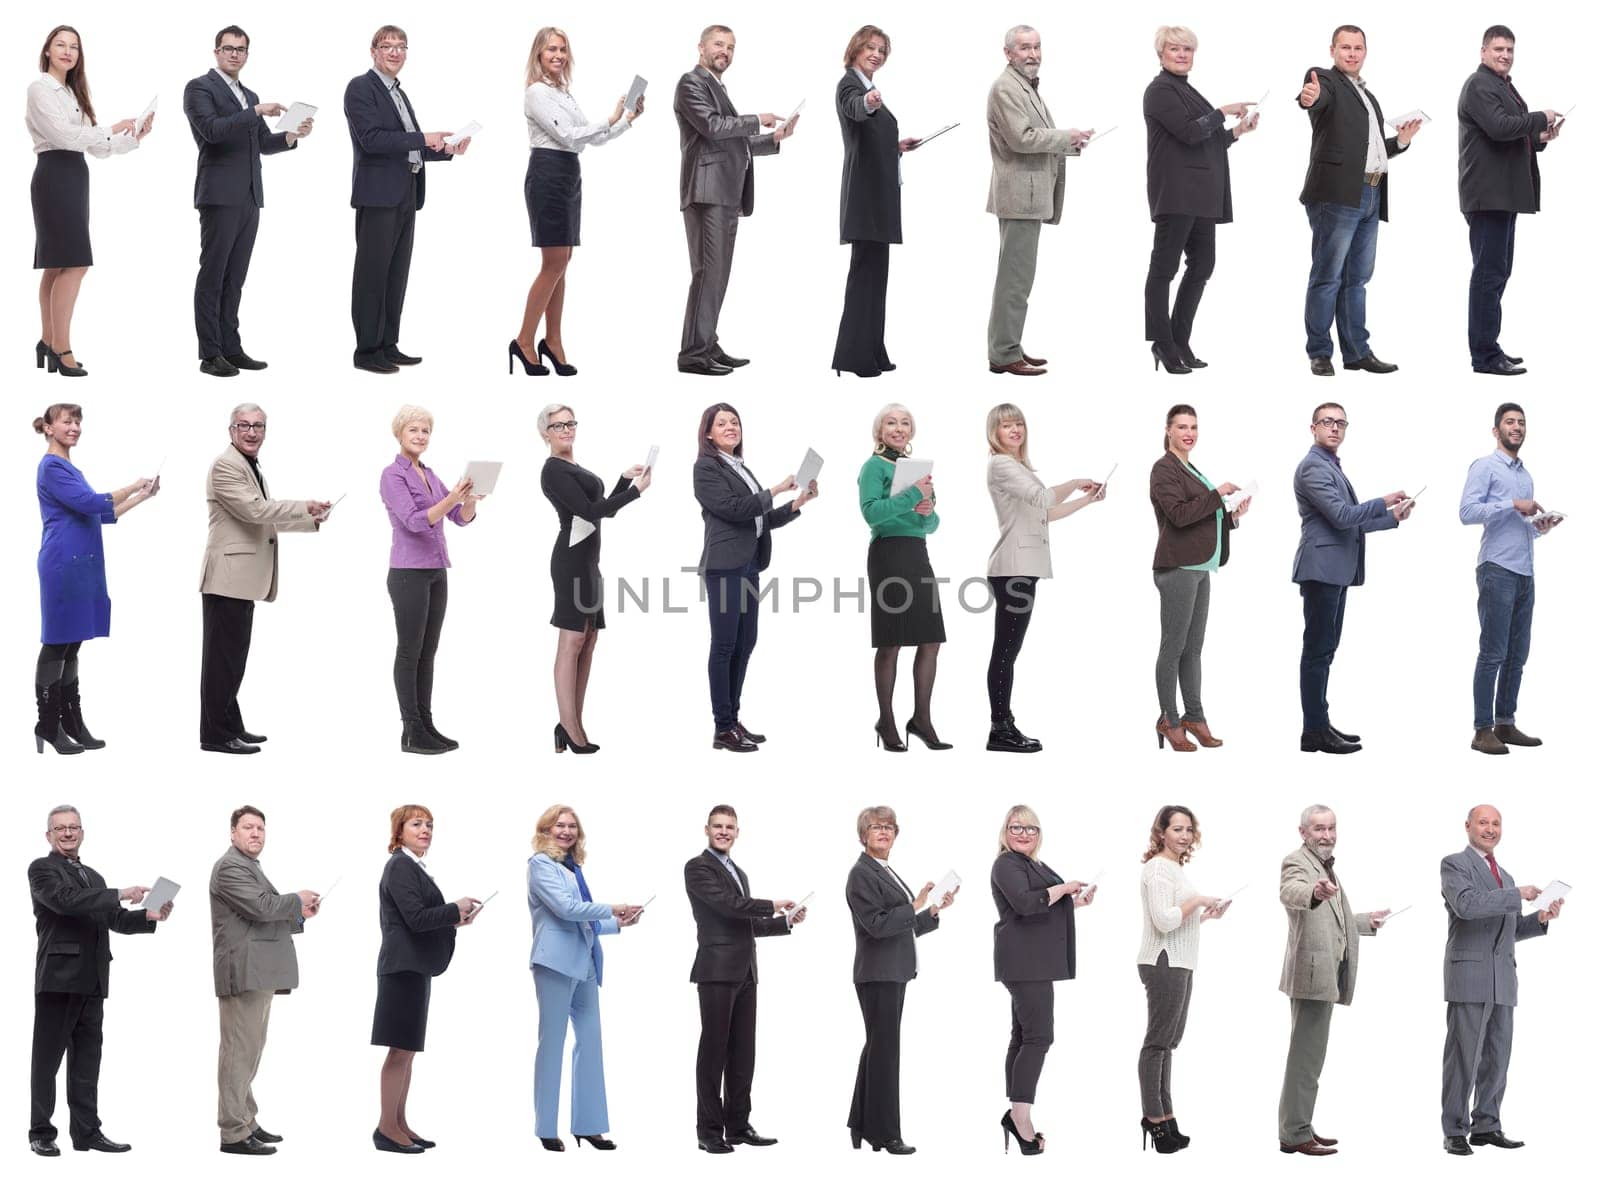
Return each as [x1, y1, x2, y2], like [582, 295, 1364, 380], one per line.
[1459, 450, 1536, 577]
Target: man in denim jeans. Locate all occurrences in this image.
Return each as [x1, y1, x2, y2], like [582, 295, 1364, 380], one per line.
[1296, 25, 1422, 378]
[1459, 403, 1560, 754]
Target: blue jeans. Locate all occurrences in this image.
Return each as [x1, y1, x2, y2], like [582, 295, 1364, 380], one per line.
[1299, 580, 1347, 731]
[1304, 184, 1380, 361]
[705, 561, 761, 731]
[1466, 211, 1517, 368]
[1473, 562, 1534, 729]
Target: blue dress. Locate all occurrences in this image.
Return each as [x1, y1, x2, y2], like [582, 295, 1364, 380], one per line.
[37, 454, 117, 644]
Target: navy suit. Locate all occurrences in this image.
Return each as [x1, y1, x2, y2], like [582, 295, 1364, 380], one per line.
[183, 69, 296, 360]
[344, 69, 450, 362]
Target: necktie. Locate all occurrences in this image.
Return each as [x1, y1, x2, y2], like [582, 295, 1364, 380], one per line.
[74, 862, 88, 885]
[1487, 853, 1504, 887]
[726, 860, 744, 895]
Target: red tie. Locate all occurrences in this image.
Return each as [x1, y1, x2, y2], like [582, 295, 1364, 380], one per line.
[1487, 853, 1504, 887]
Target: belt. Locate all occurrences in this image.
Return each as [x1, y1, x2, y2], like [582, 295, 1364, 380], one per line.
[1364, 170, 1383, 187]
[410, 162, 422, 174]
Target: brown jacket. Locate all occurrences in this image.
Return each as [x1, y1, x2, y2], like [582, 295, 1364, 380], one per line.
[1150, 451, 1233, 570]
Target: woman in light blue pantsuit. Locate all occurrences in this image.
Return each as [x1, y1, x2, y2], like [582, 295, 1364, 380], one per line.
[527, 804, 642, 1151]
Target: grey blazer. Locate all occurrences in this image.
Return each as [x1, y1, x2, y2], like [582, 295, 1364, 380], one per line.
[674, 66, 778, 214]
[209, 844, 305, 997]
[1441, 846, 1546, 1006]
[986, 454, 1055, 578]
[846, 852, 938, 983]
[985, 64, 1079, 222]
[1278, 842, 1375, 1005]
[1290, 445, 1397, 587]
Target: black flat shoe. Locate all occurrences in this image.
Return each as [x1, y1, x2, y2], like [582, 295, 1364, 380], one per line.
[225, 351, 268, 370]
[1300, 728, 1361, 754]
[554, 722, 599, 754]
[200, 737, 260, 754]
[220, 1136, 275, 1155]
[875, 720, 908, 752]
[1309, 355, 1336, 377]
[712, 348, 750, 368]
[354, 355, 400, 374]
[1443, 1135, 1473, 1156]
[540, 1138, 565, 1152]
[30, 1137, 59, 1156]
[573, 1135, 616, 1150]
[405, 1135, 435, 1150]
[201, 355, 241, 377]
[249, 1126, 283, 1144]
[72, 1131, 130, 1153]
[538, 337, 577, 376]
[1473, 359, 1525, 376]
[384, 348, 422, 366]
[1343, 352, 1398, 373]
[510, 339, 549, 375]
[1151, 342, 1191, 374]
[1469, 1130, 1524, 1149]
[725, 1127, 776, 1146]
[679, 357, 733, 376]
[373, 1129, 423, 1154]
[1502, 353, 1524, 365]
[699, 1137, 734, 1153]
[713, 728, 758, 752]
[735, 722, 766, 744]
[1001, 1111, 1044, 1156]
[905, 718, 952, 750]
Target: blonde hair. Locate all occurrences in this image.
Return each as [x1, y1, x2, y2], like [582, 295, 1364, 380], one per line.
[525, 27, 572, 88]
[1154, 25, 1198, 54]
[537, 403, 575, 437]
[872, 403, 915, 455]
[986, 403, 1033, 469]
[856, 805, 898, 847]
[388, 804, 433, 854]
[532, 804, 587, 865]
[391, 404, 433, 438]
[998, 804, 1043, 858]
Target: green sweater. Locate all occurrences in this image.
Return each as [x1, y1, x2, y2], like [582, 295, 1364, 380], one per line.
[858, 453, 939, 540]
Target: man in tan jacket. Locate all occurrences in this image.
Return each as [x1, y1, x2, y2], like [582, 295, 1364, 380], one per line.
[199, 403, 330, 754]
[985, 25, 1090, 376]
[1277, 804, 1390, 1155]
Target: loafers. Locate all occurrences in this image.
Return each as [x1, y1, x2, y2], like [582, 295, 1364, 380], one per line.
[354, 356, 400, 374]
[726, 1128, 777, 1146]
[383, 348, 422, 366]
[1469, 1130, 1524, 1149]
[237, 730, 268, 744]
[30, 1137, 60, 1156]
[202, 737, 260, 755]
[1473, 359, 1525, 376]
[698, 1137, 734, 1153]
[711, 348, 750, 368]
[1343, 353, 1398, 373]
[220, 1136, 276, 1156]
[679, 358, 733, 376]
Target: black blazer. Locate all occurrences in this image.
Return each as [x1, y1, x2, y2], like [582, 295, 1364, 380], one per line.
[1149, 451, 1234, 570]
[30, 851, 156, 996]
[991, 851, 1075, 983]
[836, 71, 902, 244]
[674, 66, 779, 215]
[1143, 70, 1234, 222]
[375, 851, 459, 978]
[182, 70, 296, 208]
[1297, 68, 1405, 219]
[846, 852, 938, 984]
[344, 69, 449, 210]
[1457, 64, 1547, 215]
[685, 849, 790, 984]
[693, 453, 800, 574]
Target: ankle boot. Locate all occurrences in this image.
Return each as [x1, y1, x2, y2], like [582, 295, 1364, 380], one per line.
[34, 684, 84, 755]
[59, 680, 106, 749]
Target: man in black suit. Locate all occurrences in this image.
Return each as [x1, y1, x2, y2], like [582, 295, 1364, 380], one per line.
[1458, 26, 1561, 376]
[183, 26, 312, 379]
[1296, 25, 1422, 378]
[684, 805, 804, 1153]
[344, 24, 469, 374]
[673, 25, 798, 376]
[28, 805, 171, 1157]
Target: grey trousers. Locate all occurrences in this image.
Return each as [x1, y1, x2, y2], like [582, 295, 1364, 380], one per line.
[1278, 997, 1334, 1143]
[680, 203, 740, 363]
[1442, 1001, 1514, 1137]
[987, 218, 1042, 365]
[1137, 952, 1192, 1119]
[217, 990, 273, 1143]
[1154, 568, 1210, 725]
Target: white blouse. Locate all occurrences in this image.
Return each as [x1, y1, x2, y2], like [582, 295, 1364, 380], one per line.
[524, 81, 628, 153]
[26, 74, 137, 157]
[1137, 856, 1203, 970]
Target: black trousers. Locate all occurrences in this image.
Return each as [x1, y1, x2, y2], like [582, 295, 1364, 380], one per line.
[352, 175, 418, 361]
[696, 976, 758, 1139]
[680, 203, 740, 363]
[31, 992, 104, 1142]
[387, 568, 448, 724]
[195, 203, 260, 359]
[987, 576, 1038, 722]
[1144, 214, 1217, 344]
[1298, 580, 1348, 731]
[200, 593, 255, 744]
[832, 240, 892, 374]
[849, 981, 906, 1142]
[1003, 980, 1055, 1103]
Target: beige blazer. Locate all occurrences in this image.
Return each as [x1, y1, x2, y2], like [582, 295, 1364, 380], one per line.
[985, 65, 1080, 222]
[209, 844, 304, 997]
[199, 446, 318, 602]
[987, 454, 1055, 579]
[1278, 842, 1376, 1005]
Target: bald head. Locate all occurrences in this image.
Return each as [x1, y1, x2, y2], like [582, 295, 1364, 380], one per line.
[1465, 804, 1503, 854]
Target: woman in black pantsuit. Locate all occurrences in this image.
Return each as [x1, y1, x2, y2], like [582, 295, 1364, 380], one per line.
[372, 805, 479, 1154]
[1141, 25, 1257, 374]
[992, 804, 1097, 1155]
[26, 25, 152, 378]
[845, 805, 957, 1155]
[538, 403, 648, 754]
[832, 25, 921, 378]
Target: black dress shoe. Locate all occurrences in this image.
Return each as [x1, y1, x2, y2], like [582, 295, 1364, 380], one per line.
[679, 358, 733, 376]
[1469, 1130, 1524, 1149]
[726, 1128, 777, 1146]
[1502, 354, 1524, 365]
[202, 737, 261, 754]
[220, 1137, 276, 1156]
[1443, 1135, 1473, 1155]
[878, 361, 897, 372]
[1329, 725, 1360, 743]
[869, 1138, 916, 1155]
[1300, 728, 1362, 754]
[237, 730, 268, 744]
[1309, 355, 1336, 377]
[373, 1129, 424, 1154]
[248, 1125, 283, 1143]
[72, 1132, 130, 1153]
[711, 348, 750, 368]
[354, 355, 400, 374]
[713, 728, 758, 752]
[1473, 359, 1525, 376]
[225, 352, 268, 370]
[735, 722, 766, 744]
[383, 348, 422, 365]
[30, 1137, 60, 1156]
[1343, 352, 1398, 373]
[698, 1137, 734, 1153]
[200, 355, 240, 377]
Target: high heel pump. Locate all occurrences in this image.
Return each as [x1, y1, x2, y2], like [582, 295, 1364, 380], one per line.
[1155, 717, 1197, 752]
[1001, 1112, 1044, 1156]
[509, 339, 549, 376]
[48, 349, 87, 377]
[554, 722, 599, 754]
[905, 718, 953, 750]
[1175, 342, 1208, 369]
[1141, 1118, 1183, 1154]
[538, 338, 577, 376]
[572, 1135, 616, 1150]
[1151, 342, 1191, 375]
[874, 720, 907, 752]
[539, 1138, 565, 1152]
[35, 339, 50, 369]
[1180, 720, 1223, 747]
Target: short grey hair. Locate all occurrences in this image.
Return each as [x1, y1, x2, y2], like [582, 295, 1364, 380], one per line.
[391, 404, 433, 437]
[537, 403, 575, 436]
[47, 803, 80, 827]
[871, 403, 916, 451]
[1154, 24, 1198, 54]
[1004, 25, 1037, 50]
[856, 805, 898, 847]
[229, 402, 264, 424]
[1299, 804, 1335, 828]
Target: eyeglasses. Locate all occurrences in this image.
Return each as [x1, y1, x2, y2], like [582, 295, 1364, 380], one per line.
[232, 422, 267, 434]
[50, 824, 83, 835]
[1007, 824, 1041, 837]
[377, 42, 408, 53]
[546, 421, 578, 433]
[866, 823, 898, 834]
[217, 46, 249, 57]
[1314, 418, 1349, 430]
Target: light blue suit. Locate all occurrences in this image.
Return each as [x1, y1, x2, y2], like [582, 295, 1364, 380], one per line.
[527, 853, 619, 1138]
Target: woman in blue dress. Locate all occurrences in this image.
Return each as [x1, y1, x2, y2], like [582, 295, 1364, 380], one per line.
[34, 402, 158, 753]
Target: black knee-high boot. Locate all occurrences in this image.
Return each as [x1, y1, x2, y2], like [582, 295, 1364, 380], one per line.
[34, 647, 83, 756]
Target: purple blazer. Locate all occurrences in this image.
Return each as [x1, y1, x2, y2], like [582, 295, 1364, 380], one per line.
[380, 455, 469, 569]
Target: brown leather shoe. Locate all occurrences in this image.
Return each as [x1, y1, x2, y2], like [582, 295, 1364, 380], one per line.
[1156, 717, 1196, 752]
[1280, 1139, 1338, 1156]
[1471, 727, 1509, 755]
[1181, 720, 1223, 748]
[1021, 352, 1048, 366]
[1493, 724, 1542, 747]
[1310, 1133, 1339, 1147]
[989, 360, 1046, 376]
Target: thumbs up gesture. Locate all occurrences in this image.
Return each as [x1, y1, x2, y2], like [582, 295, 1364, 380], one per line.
[1299, 71, 1321, 108]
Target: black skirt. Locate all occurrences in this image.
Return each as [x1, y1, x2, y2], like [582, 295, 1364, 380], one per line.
[32, 151, 92, 269]
[371, 971, 432, 1052]
[525, 148, 582, 247]
[867, 536, 946, 648]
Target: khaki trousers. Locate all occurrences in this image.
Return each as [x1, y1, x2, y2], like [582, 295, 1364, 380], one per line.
[217, 990, 273, 1143]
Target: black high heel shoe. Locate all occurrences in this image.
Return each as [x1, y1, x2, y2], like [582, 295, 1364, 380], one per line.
[1001, 1112, 1044, 1156]
[35, 339, 50, 369]
[1151, 342, 1191, 375]
[554, 723, 599, 754]
[1166, 1117, 1191, 1148]
[1175, 342, 1208, 369]
[572, 1135, 616, 1150]
[48, 349, 87, 377]
[538, 338, 577, 376]
[539, 1138, 565, 1152]
[867, 1138, 916, 1155]
[874, 720, 907, 752]
[1141, 1118, 1183, 1154]
[905, 718, 953, 750]
[58, 680, 105, 750]
[34, 685, 84, 755]
[509, 339, 549, 375]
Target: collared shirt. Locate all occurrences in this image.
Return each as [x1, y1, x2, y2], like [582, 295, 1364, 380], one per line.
[237, 448, 266, 493]
[379, 454, 471, 569]
[26, 73, 138, 157]
[212, 66, 248, 111]
[854, 67, 878, 112]
[1348, 75, 1388, 173]
[380, 72, 423, 169]
[524, 81, 629, 153]
[709, 848, 744, 893]
[401, 846, 433, 878]
[1459, 449, 1536, 576]
[717, 451, 764, 538]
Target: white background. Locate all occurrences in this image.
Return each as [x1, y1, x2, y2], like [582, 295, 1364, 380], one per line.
[3, 0, 1592, 1177]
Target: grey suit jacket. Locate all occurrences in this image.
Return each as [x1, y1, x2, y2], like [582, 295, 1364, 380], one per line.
[986, 65, 1079, 222]
[209, 844, 304, 997]
[674, 66, 778, 214]
[200, 446, 319, 603]
[1278, 842, 1375, 1004]
[846, 852, 938, 983]
[1290, 445, 1397, 587]
[1441, 846, 1546, 1006]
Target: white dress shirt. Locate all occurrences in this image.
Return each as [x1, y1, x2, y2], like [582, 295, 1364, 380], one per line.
[379, 72, 422, 170]
[1350, 76, 1388, 174]
[401, 846, 434, 878]
[524, 82, 627, 152]
[212, 67, 249, 111]
[718, 451, 765, 538]
[26, 74, 137, 157]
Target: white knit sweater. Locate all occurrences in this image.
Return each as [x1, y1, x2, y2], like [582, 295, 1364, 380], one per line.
[1138, 856, 1202, 970]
